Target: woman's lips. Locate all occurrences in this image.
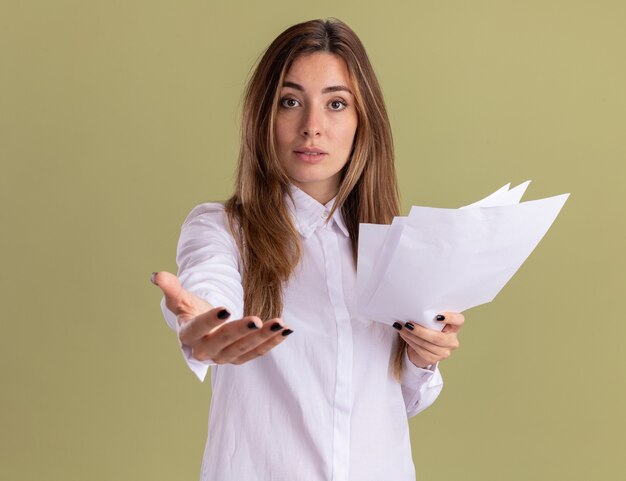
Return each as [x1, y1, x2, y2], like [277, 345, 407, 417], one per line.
[294, 151, 327, 163]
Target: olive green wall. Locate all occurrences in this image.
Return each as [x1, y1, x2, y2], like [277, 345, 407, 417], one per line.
[2, 1, 624, 480]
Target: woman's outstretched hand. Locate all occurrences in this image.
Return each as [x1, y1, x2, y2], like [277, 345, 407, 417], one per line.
[151, 271, 294, 365]
[395, 312, 465, 369]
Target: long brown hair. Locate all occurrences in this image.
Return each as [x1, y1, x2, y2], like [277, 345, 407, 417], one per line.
[225, 18, 408, 380]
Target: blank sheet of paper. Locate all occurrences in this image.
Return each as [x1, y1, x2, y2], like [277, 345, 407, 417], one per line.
[356, 182, 569, 330]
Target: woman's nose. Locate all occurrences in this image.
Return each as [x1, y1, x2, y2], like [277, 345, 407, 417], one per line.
[301, 107, 322, 137]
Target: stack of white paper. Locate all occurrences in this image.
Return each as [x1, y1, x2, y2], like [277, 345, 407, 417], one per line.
[356, 181, 569, 331]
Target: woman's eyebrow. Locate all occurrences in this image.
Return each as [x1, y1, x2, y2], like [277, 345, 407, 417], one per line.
[282, 80, 353, 95]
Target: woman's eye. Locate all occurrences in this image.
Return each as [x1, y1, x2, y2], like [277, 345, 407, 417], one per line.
[280, 97, 300, 108]
[329, 100, 347, 111]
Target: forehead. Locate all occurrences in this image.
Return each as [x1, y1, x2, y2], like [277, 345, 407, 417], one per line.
[283, 52, 353, 89]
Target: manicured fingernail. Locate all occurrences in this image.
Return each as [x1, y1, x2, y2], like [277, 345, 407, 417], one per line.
[281, 329, 293, 337]
[392, 322, 402, 330]
[435, 315, 445, 321]
[248, 321, 259, 329]
[270, 322, 283, 332]
[404, 322, 414, 331]
[217, 309, 230, 320]
[150, 272, 158, 285]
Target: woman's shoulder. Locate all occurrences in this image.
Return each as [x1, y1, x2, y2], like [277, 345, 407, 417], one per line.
[181, 202, 228, 228]
[178, 201, 240, 251]
[178, 201, 239, 242]
[176, 202, 242, 268]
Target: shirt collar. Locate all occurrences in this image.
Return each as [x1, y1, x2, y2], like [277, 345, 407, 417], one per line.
[286, 184, 349, 238]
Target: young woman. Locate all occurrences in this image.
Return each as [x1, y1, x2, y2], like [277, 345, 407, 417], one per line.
[152, 18, 464, 481]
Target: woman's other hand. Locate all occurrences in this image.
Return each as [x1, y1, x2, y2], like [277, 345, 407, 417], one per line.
[151, 271, 294, 365]
[396, 312, 465, 369]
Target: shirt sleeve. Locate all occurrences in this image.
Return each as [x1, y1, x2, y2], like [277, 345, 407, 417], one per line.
[160, 203, 244, 383]
[401, 347, 444, 418]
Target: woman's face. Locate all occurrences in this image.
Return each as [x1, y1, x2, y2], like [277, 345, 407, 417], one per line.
[275, 52, 358, 204]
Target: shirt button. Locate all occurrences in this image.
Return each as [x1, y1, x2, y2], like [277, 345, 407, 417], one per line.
[321, 210, 329, 220]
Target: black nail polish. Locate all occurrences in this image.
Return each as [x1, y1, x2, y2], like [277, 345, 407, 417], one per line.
[392, 322, 402, 330]
[248, 321, 259, 329]
[270, 322, 283, 332]
[436, 315, 445, 321]
[404, 322, 414, 331]
[217, 309, 231, 320]
[150, 272, 158, 285]
[281, 329, 293, 337]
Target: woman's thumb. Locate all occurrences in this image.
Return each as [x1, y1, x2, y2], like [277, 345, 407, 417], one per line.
[151, 271, 184, 312]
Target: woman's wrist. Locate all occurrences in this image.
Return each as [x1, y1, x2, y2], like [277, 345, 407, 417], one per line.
[407, 347, 434, 369]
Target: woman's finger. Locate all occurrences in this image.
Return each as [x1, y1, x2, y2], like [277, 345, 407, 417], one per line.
[152, 271, 184, 310]
[442, 323, 461, 333]
[191, 317, 293, 364]
[399, 330, 450, 358]
[179, 307, 239, 346]
[215, 319, 293, 364]
[226, 319, 294, 364]
[408, 343, 440, 366]
[435, 312, 465, 328]
[188, 315, 261, 362]
[401, 322, 450, 348]
[401, 322, 460, 350]
[151, 270, 213, 319]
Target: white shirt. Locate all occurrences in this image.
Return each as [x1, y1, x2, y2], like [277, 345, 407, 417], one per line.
[161, 185, 444, 481]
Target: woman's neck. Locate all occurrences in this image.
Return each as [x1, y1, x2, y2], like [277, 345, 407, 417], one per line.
[290, 180, 339, 205]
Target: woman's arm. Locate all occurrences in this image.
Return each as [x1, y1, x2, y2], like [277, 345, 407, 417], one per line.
[155, 203, 293, 382]
[400, 349, 444, 418]
[397, 312, 464, 417]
